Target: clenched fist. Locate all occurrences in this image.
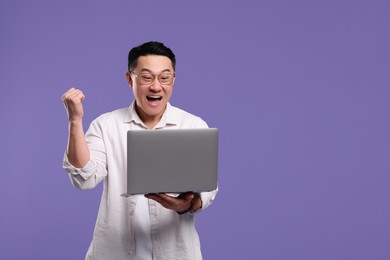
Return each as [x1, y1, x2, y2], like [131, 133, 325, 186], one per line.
[61, 88, 85, 122]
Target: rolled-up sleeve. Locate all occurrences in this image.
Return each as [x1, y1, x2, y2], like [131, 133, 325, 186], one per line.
[62, 119, 108, 190]
[192, 187, 218, 214]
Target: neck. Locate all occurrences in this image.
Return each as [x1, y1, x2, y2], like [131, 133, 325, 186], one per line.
[135, 104, 166, 129]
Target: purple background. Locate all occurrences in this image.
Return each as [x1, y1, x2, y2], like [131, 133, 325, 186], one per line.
[1, 1, 389, 259]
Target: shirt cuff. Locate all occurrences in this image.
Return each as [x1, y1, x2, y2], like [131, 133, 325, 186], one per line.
[62, 152, 96, 181]
[196, 188, 218, 212]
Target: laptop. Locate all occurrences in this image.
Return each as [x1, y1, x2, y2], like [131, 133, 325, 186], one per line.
[123, 128, 218, 195]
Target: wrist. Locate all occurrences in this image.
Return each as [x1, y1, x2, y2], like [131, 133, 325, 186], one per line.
[68, 119, 83, 132]
[191, 193, 202, 212]
[68, 117, 83, 125]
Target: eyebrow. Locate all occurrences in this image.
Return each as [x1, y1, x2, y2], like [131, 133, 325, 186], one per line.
[140, 68, 172, 73]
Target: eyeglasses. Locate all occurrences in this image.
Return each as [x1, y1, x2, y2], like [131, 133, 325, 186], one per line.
[130, 71, 175, 86]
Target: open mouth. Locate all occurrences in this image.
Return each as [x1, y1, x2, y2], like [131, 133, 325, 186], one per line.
[146, 96, 163, 102]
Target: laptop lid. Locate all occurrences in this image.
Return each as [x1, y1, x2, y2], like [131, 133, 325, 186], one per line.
[124, 128, 218, 195]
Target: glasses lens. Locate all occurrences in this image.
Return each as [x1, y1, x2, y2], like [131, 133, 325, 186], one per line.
[139, 72, 154, 85]
[158, 73, 174, 84]
[136, 72, 174, 85]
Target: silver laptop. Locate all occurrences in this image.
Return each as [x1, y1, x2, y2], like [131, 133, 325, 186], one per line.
[123, 128, 218, 195]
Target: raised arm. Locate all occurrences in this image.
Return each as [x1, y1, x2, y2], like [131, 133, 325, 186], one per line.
[61, 87, 90, 168]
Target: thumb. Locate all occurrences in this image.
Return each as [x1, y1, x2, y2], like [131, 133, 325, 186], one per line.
[179, 192, 194, 201]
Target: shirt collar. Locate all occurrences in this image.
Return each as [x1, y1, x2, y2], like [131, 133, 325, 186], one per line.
[123, 101, 179, 129]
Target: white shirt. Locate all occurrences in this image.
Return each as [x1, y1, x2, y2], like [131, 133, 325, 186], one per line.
[133, 195, 152, 260]
[63, 102, 218, 260]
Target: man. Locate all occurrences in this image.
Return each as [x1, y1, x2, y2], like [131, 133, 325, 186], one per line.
[61, 41, 218, 260]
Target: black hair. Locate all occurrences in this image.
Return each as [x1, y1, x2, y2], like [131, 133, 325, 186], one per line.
[128, 41, 176, 71]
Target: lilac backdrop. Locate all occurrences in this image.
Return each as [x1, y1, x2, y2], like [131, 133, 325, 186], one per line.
[1, 1, 389, 259]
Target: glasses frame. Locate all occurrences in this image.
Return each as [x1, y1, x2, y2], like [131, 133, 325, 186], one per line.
[129, 71, 176, 86]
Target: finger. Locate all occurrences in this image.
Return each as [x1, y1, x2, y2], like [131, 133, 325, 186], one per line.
[145, 193, 193, 212]
[69, 92, 85, 103]
[145, 193, 175, 205]
[145, 193, 182, 209]
[68, 89, 84, 99]
[157, 193, 194, 204]
[145, 194, 172, 208]
[62, 90, 77, 103]
[157, 193, 193, 208]
[61, 88, 77, 100]
[63, 90, 85, 104]
[177, 192, 195, 201]
[62, 88, 82, 99]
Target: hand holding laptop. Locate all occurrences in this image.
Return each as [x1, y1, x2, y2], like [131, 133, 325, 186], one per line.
[145, 192, 202, 214]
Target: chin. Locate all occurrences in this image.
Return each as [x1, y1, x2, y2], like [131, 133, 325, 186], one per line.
[145, 106, 164, 115]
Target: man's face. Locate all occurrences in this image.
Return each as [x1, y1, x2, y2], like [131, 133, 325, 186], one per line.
[126, 55, 175, 122]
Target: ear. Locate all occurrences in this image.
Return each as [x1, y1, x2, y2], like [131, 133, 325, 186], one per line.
[125, 71, 133, 88]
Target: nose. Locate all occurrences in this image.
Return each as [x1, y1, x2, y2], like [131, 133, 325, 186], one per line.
[149, 77, 162, 91]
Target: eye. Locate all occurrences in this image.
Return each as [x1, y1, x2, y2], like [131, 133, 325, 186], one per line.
[140, 74, 153, 80]
[159, 74, 172, 81]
